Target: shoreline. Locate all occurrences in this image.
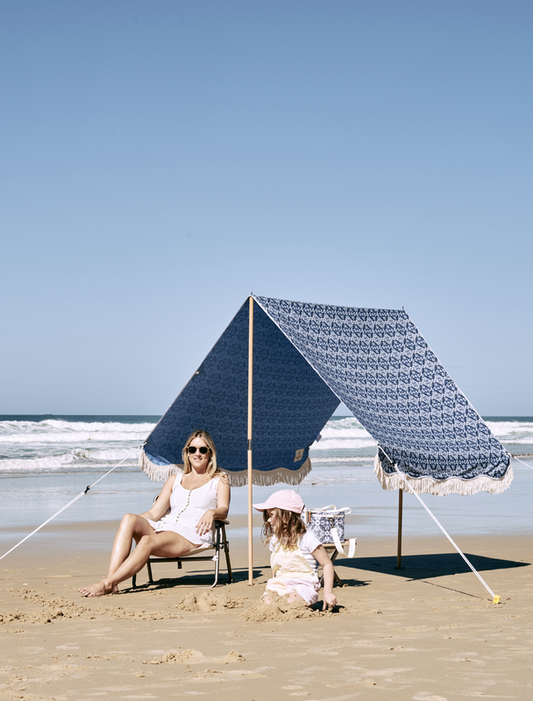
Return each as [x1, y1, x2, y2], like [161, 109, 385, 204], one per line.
[2, 463, 533, 542]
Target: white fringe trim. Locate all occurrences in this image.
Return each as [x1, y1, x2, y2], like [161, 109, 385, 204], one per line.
[139, 451, 183, 482]
[373, 454, 514, 496]
[139, 451, 312, 487]
[224, 458, 313, 487]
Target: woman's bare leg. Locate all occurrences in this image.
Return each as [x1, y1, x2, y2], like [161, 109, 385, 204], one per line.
[78, 530, 197, 597]
[106, 513, 153, 579]
[101, 532, 196, 590]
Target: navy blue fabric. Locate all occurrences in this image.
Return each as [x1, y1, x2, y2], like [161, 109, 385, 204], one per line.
[143, 300, 340, 477]
[254, 296, 510, 482]
[143, 295, 510, 484]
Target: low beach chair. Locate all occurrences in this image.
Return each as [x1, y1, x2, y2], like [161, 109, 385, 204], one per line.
[131, 518, 232, 589]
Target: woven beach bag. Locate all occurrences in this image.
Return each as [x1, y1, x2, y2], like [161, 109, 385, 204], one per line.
[304, 505, 356, 557]
[305, 505, 348, 542]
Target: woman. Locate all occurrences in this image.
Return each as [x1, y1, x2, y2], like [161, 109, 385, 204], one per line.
[78, 430, 230, 597]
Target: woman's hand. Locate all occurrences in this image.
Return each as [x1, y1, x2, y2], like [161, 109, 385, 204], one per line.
[195, 509, 215, 536]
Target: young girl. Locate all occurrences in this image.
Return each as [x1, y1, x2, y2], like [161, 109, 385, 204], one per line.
[253, 490, 337, 610]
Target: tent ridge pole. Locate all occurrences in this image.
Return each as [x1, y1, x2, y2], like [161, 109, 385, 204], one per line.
[247, 296, 254, 584]
[396, 488, 403, 569]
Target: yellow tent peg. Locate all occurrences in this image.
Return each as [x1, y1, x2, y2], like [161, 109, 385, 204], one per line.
[492, 595, 501, 605]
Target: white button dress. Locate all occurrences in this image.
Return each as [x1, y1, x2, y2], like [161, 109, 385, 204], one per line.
[146, 473, 221, 546]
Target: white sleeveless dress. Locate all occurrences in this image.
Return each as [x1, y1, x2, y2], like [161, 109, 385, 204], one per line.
[146, 473, 221, 546]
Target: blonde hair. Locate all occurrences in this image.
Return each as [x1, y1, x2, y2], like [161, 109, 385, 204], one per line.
[181, 430, 220, 476]
[262, 508, 307, 551]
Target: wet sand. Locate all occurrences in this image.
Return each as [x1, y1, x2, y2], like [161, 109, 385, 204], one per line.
[0, 524, 532, 700]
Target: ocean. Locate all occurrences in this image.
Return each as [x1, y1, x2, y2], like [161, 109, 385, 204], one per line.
[1, 415, 533, 548]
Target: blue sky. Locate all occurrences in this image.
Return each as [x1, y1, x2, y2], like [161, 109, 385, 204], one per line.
[1, 0, 532, 416]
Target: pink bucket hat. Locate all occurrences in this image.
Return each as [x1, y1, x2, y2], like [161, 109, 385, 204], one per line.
[253, 489, 305, 514]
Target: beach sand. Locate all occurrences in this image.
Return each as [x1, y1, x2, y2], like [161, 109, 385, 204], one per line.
[0, 525, 532, 700]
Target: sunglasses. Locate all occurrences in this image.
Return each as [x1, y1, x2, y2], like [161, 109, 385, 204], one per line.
[187, 446, 210, 455]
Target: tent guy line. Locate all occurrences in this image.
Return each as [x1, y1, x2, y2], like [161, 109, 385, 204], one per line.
[0, 445, 142, 562]
[513, 456, 533, 471]
[379, 444, 500, 604]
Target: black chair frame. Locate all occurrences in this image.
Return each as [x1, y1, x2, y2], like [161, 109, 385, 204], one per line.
[132, 519, 232, 589]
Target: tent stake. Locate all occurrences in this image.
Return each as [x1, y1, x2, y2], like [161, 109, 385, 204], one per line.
[395, 489, 404, 569]
[247, 296, 254, 584]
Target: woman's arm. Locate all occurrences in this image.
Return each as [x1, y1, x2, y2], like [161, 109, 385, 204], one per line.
[312, 544, 338, 610]
[139, 474, 177, 522]
[195, 473, 231, 536]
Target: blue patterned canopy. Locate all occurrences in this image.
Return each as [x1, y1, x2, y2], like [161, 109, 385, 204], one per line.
[140, 296, 512, 495]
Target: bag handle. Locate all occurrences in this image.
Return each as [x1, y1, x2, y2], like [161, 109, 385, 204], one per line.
[330, 527, 357, 558]
[317, 505, 352, 515]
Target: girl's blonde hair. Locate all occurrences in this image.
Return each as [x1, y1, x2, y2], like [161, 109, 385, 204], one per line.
[262, 508, 307, 550]
[181, 430, 220, 476]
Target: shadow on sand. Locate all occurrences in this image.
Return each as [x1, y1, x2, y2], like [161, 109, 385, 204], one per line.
[337, 552, 531, 580]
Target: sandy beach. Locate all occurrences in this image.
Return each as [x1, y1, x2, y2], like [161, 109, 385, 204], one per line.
[1, 524, 532, 701]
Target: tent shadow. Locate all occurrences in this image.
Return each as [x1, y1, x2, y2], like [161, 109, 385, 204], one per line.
[337, 553, 531, 580]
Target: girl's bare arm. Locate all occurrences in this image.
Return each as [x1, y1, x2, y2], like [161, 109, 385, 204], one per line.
[313, 544, 338, 610]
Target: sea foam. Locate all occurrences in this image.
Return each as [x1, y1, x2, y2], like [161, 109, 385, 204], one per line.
[1, 415, 533, 475]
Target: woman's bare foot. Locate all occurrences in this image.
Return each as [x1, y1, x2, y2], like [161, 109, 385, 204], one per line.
[78, 581, 118, 597]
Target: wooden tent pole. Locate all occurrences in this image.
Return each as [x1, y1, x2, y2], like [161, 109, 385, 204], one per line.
[396, 489, 403, 569]
[247, 296, 254, 584]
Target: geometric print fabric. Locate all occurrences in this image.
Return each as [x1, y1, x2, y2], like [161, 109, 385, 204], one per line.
[141, 296, 511, 494]
[254, 296, 511, 492]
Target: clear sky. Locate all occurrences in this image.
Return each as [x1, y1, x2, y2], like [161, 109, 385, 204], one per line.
[1, 0, 532, 416]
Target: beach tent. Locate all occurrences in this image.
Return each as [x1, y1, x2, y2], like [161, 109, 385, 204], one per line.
[141, 295, 511, 494]
[140, 295, 512, 579]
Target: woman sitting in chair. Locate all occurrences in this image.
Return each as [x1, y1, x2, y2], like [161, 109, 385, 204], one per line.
[79, 430, 230, 597]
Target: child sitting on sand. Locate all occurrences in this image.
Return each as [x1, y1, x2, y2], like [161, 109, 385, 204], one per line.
[253, 490, 337, 610]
